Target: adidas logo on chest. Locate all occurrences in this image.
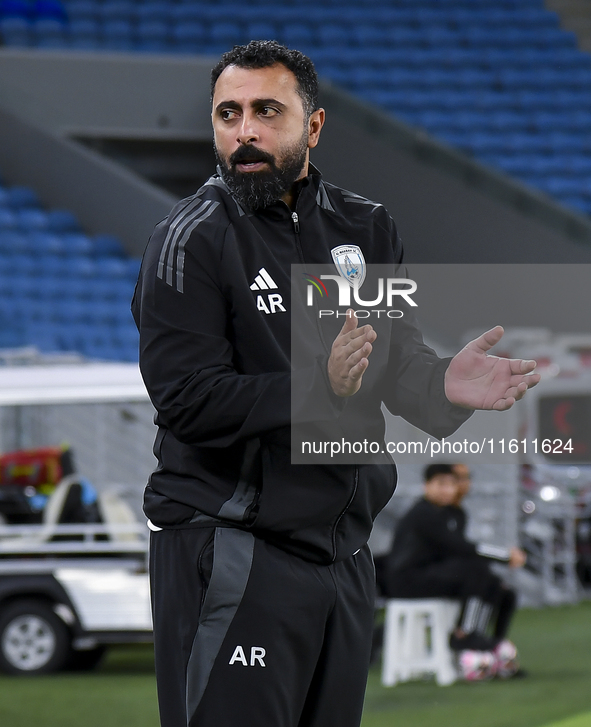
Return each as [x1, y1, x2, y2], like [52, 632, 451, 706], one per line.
[250, 267, 286, 315]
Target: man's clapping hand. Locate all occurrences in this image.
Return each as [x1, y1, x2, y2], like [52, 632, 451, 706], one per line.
[328, 310, 377, 397]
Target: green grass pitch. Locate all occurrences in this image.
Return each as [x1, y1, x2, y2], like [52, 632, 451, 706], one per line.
[0, 602, 590, 727]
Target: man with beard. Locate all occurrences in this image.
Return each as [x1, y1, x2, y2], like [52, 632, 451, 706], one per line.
[132, 41, 539, 727]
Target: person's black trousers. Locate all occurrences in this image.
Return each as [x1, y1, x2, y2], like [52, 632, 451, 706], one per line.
[384, 556, 517, 639]
[149, 526, 376, 727]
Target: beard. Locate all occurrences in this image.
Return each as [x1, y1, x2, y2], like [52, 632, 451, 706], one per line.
[214, 131, 309, 211]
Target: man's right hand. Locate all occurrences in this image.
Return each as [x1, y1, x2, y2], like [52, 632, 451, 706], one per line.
[509, 547, 527, 569]
[327, 310, 377, 397]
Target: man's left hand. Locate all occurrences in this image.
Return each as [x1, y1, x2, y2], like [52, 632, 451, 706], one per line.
[444, 326, 541, 411]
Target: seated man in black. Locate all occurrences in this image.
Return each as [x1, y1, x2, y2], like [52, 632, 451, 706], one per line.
[381, 463, 525, 652]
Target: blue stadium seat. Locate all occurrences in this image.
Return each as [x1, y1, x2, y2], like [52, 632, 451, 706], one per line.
[65, 0, 98, 22]
[494, 155, 556, 177]
[92, 233, 125, 257]
[362, 89, 428, 113]
[85, 301, 118, 325]
[95, 256, 129, 278]
[464, 137, 504, 156]
[33, 17, 68, 47]
[68, 256, 97, 278]
[565, 157, 591, 176]
[60, 232, 94, 256]
[12, 253, 38, 276]
[0, 273, 39, 299]
[317, 25, 351, 48]
[37, 276, 67, 301]
[27, 231, 65, 255]
[515, 90, 560, 111]
[346, 67, 385, 92]
[55, 323, 97, 351]
[386, 27, 422, 47]
[0, 300, 27, 326]
[553, 48, 591, 70]
[5, 186, 41, 208]
[38, 254, 75, 277]
[349, 25, 394, 47]
[479, 8, 559, 29]
[258, 6, 298, 24]
[91, 278, 124, 300]
[422, 26, 459, 48]
[559, 196, 591, 215]
[369, 7, 416, 24]
[16, 209, 49, 231]
[0, 209, 17, 230]
[46, 209, 81, 232]
[88, 344, 123, 361]
[113, 319, 139, 338]
[170, 5, 202, 24]
[68, 18, 100, 47]
[550, 131, 591, 154]
[98, 0, 133, 23]
[26, 298, 58, 324]
[136, 20, 170, 52]
[280, 23, 315, 49]
[0, 230, 28, 253]
[0, 0, 30, 18]
[245, 21, 278, 42]
[184, 3, 246, 23]
[170, 22, 204, 52]
[208, 21, 245, 47]
[525, 176, 572, 197]
[135, 2, 170, 24]
[0, 15, 32, 45]
[34, 0, 67, 20]
[102, 19, 134, 50]
[531, 111, 591, 133]
[488, 111, 531, 132]
[26, 324, 61, 353]
[124, 258, 140, 281]
[63, 277, 97, 300]
[0, 326, 27, 349]
[316, 65, 350, 87]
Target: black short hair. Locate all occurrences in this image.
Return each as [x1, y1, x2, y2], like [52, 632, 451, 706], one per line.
[210, 40, 319, 119]
[423, 463, 455, 482]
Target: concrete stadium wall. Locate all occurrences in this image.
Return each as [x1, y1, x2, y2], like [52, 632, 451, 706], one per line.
[0, 48, 213, 138]
[1, 48, 591, 264]
[0, 105, 176, 254]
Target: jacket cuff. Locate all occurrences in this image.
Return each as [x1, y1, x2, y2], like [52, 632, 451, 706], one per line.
[428, 357, 474, 437]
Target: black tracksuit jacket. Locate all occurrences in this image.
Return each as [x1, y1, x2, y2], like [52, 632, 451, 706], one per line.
[132, 165, 471, 565]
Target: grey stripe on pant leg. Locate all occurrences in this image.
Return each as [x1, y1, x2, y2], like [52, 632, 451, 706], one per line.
[185, 527, 255, 726]
[460, 596, 481, 633]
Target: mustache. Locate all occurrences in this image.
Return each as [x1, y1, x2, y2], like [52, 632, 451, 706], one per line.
[229, 145, 276, 167]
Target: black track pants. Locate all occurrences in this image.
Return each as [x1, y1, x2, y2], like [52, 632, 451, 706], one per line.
[149, 526, 376, 727]
[386, 556, 503, 601]
[385, 556, 516, 638]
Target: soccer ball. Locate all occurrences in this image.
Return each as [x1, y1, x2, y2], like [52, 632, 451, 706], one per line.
[493, 639, 519, 679]
[458, 650, 497, 681]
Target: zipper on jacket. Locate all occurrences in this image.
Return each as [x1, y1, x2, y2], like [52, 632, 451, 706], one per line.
[330, 467, 359, 563]
[289, 208, 305, 264]
[289, 205, 332, 354]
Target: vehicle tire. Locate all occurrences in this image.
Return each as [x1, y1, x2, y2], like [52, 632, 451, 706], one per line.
[67, 645, 107, 671]
[0, 599, 72, 675]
